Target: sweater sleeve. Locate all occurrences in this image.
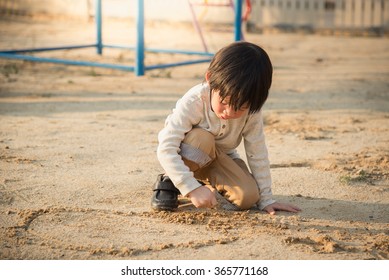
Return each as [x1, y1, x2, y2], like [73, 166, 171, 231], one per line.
[242, 112, 276, 210]
[157, 90, 204, 196]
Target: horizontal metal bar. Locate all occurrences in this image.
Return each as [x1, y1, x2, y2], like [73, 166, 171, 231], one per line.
[0, 53, 135, 71]
[145, 58, 212, 70]
[0, 44, 214, 57]
[0, 44, 96, 54]
[103, 44, 214, 56]
[0, 53, 211, 73]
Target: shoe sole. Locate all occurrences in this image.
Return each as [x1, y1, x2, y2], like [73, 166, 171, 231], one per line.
[151, 203, 178, 212]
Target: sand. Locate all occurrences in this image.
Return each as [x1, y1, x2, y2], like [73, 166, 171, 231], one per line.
[0, 15, 388, 260]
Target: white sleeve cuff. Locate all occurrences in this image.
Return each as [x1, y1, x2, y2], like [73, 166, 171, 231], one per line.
[257, 199, 276, 210]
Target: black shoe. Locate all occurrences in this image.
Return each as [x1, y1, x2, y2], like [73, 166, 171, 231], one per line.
[151, 174, 180, 211]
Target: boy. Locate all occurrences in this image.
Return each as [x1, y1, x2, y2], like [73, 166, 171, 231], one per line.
[152, 41, 301, 215]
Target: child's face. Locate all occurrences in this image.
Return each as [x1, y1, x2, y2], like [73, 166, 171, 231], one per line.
[211, 90, 248, 120]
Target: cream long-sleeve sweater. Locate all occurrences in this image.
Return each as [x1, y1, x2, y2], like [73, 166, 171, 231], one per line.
[157, 83, 275, 210]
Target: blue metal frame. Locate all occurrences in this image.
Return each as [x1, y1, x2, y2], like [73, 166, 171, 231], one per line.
[0, 0, 243, 76]
[96, 0, 103, 55]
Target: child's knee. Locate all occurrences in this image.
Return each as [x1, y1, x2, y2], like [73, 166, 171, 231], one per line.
[183, 128, 215, 157]
[180, 128, 216, 171]
[235, 183, 260, 210]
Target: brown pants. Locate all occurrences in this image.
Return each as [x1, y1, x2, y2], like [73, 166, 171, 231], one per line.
[180, 128, 260, 210]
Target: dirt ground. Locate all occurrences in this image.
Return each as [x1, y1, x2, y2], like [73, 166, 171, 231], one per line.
[0, 15, 388, 260]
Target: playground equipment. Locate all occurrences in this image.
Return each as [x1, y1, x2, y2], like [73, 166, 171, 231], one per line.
[188, 0, 251, 52]
[0, 0, 245, 76]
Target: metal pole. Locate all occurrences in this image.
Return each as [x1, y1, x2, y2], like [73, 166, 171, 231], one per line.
[234, 0, 243, 41]
[0, 44, 96, 54]
[96, 0, 103, 54]
[188, 0, 209, 53]
[0, 53, 135, 71]
[135, 0, 145, 76]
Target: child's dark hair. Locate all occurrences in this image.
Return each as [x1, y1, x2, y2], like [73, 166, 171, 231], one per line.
[207, 41, 273, 114]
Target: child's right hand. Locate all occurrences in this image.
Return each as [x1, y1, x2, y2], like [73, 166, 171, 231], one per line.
[187, 185, 217, 208]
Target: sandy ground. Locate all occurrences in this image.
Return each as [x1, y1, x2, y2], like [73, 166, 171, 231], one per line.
[0, 15, 388, 260]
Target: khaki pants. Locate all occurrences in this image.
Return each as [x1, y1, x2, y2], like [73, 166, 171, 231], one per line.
[180, 128, 260, 210]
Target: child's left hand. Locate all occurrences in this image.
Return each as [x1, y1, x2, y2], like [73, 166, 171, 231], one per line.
[263, 202, 301, 215]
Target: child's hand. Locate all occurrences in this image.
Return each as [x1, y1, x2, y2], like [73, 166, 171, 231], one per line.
[187, 185, 218, 208]
[263, 202, 301, 215]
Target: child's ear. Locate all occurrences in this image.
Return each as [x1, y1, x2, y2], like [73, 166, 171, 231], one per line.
[205, 71, 210, 82]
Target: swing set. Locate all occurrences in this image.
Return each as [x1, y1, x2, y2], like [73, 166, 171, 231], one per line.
[188, 0, 252, 52]
[0, 0, 251, 76]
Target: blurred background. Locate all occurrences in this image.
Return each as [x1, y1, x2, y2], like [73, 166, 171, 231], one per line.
[0, 0, 388, 35]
